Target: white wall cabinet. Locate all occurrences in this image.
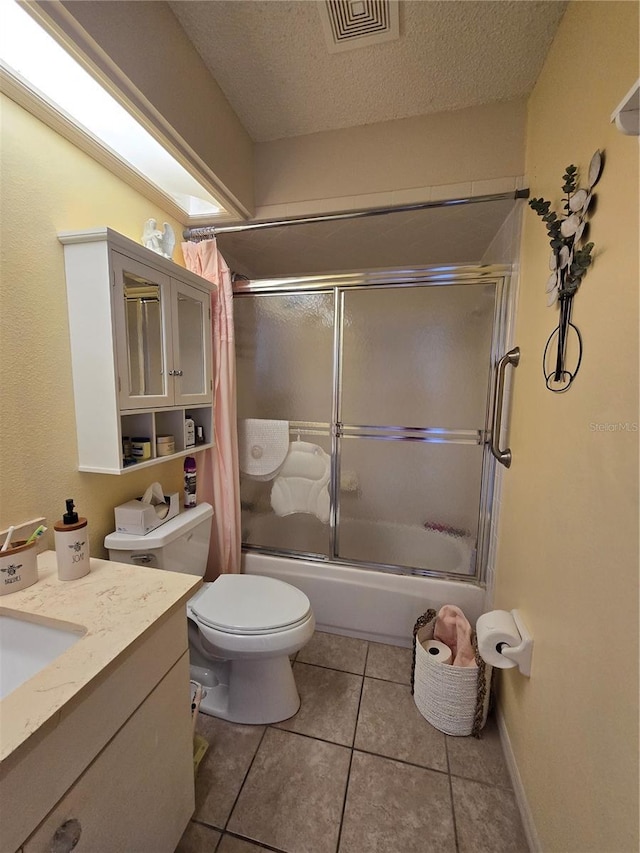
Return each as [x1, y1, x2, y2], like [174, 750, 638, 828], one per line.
[59, 228, 216, 474]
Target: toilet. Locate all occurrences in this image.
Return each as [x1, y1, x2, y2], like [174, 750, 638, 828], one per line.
[104, 503, 315, 724]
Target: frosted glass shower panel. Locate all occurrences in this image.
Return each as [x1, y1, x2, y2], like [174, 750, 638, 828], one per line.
[337, 438, 483, 575]
[240, 433, 332, 557]
[235, 293, 334, 422]
[341, 285, 496, 429]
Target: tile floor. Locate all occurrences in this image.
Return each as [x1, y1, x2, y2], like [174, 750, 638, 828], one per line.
[176, 631, 528, 853]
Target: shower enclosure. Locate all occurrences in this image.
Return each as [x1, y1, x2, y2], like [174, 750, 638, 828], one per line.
[233, 262, 513, 584]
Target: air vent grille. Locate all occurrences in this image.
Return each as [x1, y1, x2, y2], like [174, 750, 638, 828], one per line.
[320, 0, 399, 53]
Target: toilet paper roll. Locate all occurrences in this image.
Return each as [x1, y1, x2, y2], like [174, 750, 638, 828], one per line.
[423, 640, 452, 665]
[476, 610, 521, 669]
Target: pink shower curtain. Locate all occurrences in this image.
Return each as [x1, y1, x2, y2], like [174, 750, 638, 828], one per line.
[182, 239, 241, 575]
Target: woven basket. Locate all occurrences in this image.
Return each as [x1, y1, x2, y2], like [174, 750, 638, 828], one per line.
[411, 610, 492, 738]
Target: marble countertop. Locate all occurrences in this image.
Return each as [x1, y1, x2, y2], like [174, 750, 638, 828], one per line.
[0, 551, 200, 763]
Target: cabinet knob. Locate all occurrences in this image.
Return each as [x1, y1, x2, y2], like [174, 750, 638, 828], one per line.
[174, 369, 184, 376]
[51, 819, 82, 853]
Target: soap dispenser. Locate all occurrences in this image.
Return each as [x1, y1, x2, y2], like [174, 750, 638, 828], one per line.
[54, 499, 90, 581]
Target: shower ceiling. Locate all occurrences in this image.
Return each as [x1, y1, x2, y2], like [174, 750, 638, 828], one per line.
[216, 197, 517, 279]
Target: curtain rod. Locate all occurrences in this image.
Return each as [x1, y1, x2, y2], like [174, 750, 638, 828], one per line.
[183, 188, 530, 240]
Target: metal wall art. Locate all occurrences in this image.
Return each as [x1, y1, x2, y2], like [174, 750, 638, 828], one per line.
[529, 150, 603, 392]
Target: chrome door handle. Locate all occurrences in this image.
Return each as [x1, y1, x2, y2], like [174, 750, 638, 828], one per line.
[490, 347, 520, 468]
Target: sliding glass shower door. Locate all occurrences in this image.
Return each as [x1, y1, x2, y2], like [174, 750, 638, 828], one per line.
[236, 291, 335, 557]
[235, 272, 505, 580]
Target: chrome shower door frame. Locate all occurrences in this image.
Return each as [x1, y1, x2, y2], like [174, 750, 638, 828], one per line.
[235, 263, 513, 586]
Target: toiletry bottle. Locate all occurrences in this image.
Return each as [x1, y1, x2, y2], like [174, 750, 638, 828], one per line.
[184, 417, 195, 448]
[184, 457, 197, 508]
[54, 499, 90, 581]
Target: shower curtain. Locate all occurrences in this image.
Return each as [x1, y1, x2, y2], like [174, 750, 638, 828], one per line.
[182, 239, 241, 575]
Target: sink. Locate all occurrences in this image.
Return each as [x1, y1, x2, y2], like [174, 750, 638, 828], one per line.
[0, 613, 85, 700]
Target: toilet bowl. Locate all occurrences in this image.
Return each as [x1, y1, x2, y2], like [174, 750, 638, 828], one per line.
[104, 503, 314, 724]
[188, 575, 315, 723]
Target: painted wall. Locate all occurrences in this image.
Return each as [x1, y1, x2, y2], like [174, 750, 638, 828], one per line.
[494, 3, 639, 851]
[0, 94, 190, 558]
[253, 99, 526, 217]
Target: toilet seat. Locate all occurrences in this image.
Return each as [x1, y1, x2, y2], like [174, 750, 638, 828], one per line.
[190, 574, 312, 636]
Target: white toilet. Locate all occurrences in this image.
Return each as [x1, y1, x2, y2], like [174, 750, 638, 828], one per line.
[104, 503, 315, 724]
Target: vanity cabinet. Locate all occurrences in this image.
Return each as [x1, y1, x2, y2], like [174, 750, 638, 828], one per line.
[1, 603, 196, 853]
[22, 654, 192, 853]
[58, 228, 216, 474]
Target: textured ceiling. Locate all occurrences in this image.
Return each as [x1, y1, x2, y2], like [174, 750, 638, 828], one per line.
[169, 0, 566, 142]
[216, 197, 516, 278]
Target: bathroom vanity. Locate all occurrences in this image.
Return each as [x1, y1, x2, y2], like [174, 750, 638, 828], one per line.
[0, 552, 200, 853]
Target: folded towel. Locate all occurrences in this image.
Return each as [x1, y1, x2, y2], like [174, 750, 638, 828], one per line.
[434, 605, 476, 668]
[238, 419, 289, 480]
[271, 441, 331, 524]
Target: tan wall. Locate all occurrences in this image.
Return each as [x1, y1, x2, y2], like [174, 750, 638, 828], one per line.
[0, 95, 189, 558]
[494, 3, 639, 851]
[254, 99, 526, 212]
[40, 0, 255, 216]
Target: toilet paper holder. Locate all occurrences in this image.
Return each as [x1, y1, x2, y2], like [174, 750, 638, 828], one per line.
[477, 609, 533, 677]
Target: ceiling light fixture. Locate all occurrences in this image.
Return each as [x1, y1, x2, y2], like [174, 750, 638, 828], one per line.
[0, 0, 226, 221]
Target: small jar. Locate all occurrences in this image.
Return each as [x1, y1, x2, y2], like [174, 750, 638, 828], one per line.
[131, 437, 152, 460]
[156, 435, 175, 457]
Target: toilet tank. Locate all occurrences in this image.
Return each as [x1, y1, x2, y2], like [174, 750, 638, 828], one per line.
[104, 503, 213, 576]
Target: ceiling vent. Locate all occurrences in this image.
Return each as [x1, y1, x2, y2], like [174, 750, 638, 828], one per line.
[319, 0, 399, 53]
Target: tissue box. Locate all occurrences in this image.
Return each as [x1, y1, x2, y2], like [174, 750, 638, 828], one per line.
[114, 492, 179, 535]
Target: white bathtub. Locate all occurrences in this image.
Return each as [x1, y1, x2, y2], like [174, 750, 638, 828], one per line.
[243, 551, 487, 648]
[243, 514, 475, 576]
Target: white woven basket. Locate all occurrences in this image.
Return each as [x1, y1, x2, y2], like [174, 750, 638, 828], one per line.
[413, 622, 492, 737]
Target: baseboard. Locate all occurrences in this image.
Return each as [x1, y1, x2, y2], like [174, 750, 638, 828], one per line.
[496, 706, 543, 853]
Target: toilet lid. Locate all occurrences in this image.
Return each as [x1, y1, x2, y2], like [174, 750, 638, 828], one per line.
[190, 575, 312, 635]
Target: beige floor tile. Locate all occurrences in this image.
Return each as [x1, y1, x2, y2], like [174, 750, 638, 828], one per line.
[194, 714, 265, 829]
[452, 776, 528, 853]
[354, 677, 448, 771]
[227, 728, 351, 853]
[447, 715, 512, 788]
[339, 751, 456, 853]
[217, 835, 273, 852]
[365, 641, 413, 684]
[174, 821, 221, 852]
[274, 662, 362, 745]
[296, 631, 368, 674]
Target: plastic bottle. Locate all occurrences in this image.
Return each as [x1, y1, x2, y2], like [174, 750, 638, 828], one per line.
[54, 499, 90, 581]
[184, 457, 197, 508]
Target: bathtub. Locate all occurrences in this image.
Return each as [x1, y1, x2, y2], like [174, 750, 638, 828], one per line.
[243, 550, 487, 648]
[243, 514, 476, 576]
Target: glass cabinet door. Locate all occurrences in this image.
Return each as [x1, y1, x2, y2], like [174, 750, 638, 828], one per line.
[171, 280, 212, 406]
[113, 252, 173, 410]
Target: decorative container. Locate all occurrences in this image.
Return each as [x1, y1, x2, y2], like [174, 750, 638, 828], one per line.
[0, 539, 38, 595]
[411, 608, 492, 738]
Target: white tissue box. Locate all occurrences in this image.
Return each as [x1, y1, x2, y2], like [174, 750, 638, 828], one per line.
[114, 492, 179, 535]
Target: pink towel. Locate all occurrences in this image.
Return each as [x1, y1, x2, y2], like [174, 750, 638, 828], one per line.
[434, 605, 477, 667]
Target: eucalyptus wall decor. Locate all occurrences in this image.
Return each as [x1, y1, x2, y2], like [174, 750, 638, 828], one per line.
[529, 150, 603, 392]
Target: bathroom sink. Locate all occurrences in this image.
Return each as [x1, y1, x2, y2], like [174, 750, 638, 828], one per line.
[0, 613, 85, 700]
